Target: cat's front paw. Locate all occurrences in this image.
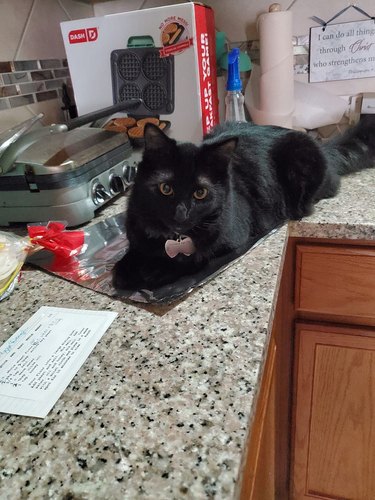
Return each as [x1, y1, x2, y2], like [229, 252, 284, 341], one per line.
[112, 252, 145, 291]
[112, 251, 174, 291]
[112, 250, 203, 291]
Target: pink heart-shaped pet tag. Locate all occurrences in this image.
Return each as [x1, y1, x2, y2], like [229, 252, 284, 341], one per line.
[165, 236, 195, 258]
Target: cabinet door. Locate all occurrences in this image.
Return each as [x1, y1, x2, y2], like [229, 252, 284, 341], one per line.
[291, 323, 375, 500]
[240, 239, 295, 500]
[240, 337, 276, 500]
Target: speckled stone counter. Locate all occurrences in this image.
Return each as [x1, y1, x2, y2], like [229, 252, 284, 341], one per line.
[1, 168, 375, 499]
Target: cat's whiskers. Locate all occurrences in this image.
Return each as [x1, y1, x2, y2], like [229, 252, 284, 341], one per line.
[192, 219, 216, 232]
[200, 213, 221, 229]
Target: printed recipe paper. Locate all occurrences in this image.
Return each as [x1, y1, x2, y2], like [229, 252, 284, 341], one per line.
[0, 306, 117, 418]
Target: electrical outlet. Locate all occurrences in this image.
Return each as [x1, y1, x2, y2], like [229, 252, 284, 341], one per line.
[361, 93, 375, 114]
[346, 94, 363, 125]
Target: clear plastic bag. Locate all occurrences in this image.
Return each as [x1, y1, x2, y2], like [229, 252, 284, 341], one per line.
[0, 232, 31, 301]
[0, 222, 86, 301]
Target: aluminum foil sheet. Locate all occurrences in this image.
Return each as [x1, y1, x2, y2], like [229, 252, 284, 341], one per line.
[27, 213, 280, 304]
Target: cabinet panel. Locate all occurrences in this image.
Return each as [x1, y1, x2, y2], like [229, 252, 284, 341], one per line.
[240, 337, 276, 500]
[291, 323, 375, 500]
[295, 244, 375, 323]
[240, 235, 295, 500]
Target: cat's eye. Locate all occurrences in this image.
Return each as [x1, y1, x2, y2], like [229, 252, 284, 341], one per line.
[193, 187, 208, 200]
[159, 182, 174, 196]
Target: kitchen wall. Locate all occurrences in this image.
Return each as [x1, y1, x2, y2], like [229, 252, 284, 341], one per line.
[0, 0, 94, 133]
[206, 0, 375, 97]
[1, 0, 373, 134]
[95, 0, 375, 97]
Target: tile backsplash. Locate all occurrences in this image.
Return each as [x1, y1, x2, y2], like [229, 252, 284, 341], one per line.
[0, 0, 93, 133]
[0, 58, 70, 110]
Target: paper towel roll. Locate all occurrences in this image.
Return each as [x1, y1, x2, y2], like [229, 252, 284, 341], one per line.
[256, 4, 294, 128]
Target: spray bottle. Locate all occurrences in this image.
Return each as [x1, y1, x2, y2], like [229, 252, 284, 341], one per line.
[225, 48, 246, 122]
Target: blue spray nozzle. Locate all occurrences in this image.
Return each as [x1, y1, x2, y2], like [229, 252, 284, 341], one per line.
[226, 47, 242, 91]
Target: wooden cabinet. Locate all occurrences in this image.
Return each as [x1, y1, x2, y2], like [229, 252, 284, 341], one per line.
[291, 323, 375, 500]
[239, 238, 375, 500]
[291, 241, 375, 500]
[240, 238, 295, 500]
[239, 337, 277, 500]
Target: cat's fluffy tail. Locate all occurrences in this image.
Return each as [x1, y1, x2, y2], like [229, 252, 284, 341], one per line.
[323, 114, 375, 176]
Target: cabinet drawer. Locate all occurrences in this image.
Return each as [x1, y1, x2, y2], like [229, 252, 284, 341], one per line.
[295, 244, 375, 321]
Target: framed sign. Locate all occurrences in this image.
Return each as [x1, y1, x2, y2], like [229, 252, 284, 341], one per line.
[309, 19, 375, 83]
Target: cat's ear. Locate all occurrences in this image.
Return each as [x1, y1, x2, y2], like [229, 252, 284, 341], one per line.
[143, 123, 175, 151]
[213, 137, 238, 158]
[202, 137, 238, 161]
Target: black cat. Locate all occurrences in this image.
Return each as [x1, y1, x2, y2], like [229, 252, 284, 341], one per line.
[113, 117, 375, 291]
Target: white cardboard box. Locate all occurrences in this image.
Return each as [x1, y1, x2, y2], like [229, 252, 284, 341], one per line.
[61, 2, 219, 143]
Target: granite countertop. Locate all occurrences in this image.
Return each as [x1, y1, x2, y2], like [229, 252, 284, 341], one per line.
[1, 168, 375, 499]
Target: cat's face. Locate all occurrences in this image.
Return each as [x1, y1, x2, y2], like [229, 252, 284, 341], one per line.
[131, 124, 237, 237]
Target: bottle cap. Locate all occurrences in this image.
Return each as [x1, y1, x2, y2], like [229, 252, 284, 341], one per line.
[226, 48, 242, 91]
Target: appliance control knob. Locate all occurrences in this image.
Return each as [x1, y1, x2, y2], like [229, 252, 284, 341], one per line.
[123, 164, 137, 186]
[109, 174, 125, 194]
[92, 183, 110, 205]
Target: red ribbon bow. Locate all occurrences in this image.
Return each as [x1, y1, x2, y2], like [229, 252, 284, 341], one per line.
[28, 222, 85, 259]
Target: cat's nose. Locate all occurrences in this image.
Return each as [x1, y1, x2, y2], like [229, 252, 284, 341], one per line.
[174, 203, 188, 223]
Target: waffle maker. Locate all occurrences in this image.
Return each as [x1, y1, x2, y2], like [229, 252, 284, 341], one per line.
[111, 36, 174, 116]
[0, 103, 139, 228]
